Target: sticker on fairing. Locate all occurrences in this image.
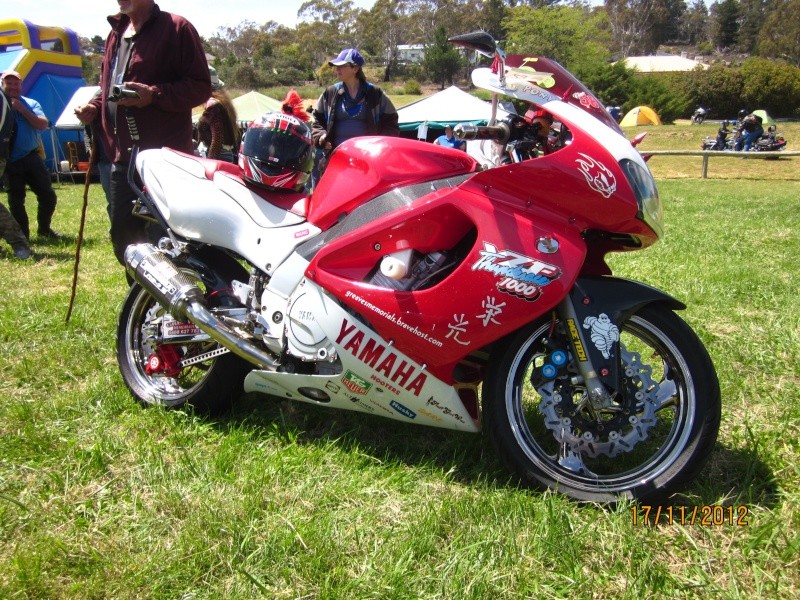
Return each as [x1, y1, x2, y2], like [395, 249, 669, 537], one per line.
[390, 400, 416, 419]
[472, 242, 561, 302]
[342, 370, 372, 395]
[575, 153, 617, 198]
[572, 91, 601, 111]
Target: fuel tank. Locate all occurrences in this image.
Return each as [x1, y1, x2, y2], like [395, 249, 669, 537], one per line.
[308, 136, 479, 230]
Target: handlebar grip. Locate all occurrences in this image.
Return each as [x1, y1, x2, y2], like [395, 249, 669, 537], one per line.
[453, 123, 510, 144]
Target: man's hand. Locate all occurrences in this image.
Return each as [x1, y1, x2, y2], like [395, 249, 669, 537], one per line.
[318, 134, 332, 152]
[118, 82, 156, 108]
[10, 97, 49, 130]
[74, 103, 98, 124]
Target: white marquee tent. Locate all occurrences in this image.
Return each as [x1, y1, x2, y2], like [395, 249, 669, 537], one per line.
[397, 86, 511, 137]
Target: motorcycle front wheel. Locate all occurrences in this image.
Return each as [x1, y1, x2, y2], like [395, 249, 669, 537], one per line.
[483, 304, 721, 503]
[117, 282, 250, 415]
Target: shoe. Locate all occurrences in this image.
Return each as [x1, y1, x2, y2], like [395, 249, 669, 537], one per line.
[37, 228, 62, 240]
[12, 244, 32, 260]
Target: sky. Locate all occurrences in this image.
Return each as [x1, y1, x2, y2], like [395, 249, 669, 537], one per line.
[9, 0, 378, 40]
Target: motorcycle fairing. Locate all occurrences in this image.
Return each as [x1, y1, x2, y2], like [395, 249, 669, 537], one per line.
[308, 136, 480, 230]
[306, 182, 587, 382]
[243, 280, 480, 432]
[460, 82, 660, 248]
[136, 148, 321, 274]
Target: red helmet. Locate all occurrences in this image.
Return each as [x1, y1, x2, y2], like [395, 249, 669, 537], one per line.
[239, 112, 313, 192]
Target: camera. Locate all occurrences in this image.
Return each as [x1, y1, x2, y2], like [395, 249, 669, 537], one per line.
[109, 85, 140, 102]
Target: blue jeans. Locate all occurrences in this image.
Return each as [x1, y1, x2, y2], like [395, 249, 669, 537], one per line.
[109, 162, 164, 266]
[736, 129, 763, 151]
[97, 160, 112, 222]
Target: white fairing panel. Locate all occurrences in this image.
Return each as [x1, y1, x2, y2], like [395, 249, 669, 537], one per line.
[471, 68, 647, 169]
[244, 281, 480, 432]
[136, 149, 321, 273]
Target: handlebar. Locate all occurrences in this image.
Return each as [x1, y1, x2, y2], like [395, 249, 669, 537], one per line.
[453, 123, 510, 144]
[109, 85, 140, 102]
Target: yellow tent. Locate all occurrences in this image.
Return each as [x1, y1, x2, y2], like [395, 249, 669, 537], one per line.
[620, 105, 662, 126]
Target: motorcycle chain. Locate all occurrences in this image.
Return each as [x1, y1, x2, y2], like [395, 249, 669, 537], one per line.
[178, 346, 231, 368]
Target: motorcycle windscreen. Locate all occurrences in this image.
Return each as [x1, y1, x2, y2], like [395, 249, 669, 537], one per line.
[504, 54, 623, 134]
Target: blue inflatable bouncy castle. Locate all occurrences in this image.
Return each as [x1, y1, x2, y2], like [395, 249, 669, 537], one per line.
[0, 19, 85, 173]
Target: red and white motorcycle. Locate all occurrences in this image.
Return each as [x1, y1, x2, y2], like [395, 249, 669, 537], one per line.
[118, 32, 720, 502]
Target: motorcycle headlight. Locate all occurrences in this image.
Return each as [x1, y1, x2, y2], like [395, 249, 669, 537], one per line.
[620, 159, 663, 238]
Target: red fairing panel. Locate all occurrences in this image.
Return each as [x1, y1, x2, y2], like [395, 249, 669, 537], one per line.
[308, 137, 479, 230]
[461, 129, 659, 248]
[306, 187, 586, 383]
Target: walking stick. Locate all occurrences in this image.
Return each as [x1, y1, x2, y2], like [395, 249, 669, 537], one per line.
[65, 128, 97, 324]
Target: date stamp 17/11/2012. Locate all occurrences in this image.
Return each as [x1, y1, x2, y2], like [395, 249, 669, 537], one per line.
[632, 505, 749, 526]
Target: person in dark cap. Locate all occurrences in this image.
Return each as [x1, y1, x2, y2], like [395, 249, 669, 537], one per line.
[1, 69, 61, 241]
[310, 48, 399, 188]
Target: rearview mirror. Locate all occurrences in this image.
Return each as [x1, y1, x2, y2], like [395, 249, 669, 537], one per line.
[447, 31, 497, 58]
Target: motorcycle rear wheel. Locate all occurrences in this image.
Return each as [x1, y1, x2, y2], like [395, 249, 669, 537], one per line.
[117, 282, 250, 415]
[483, 305, 720, 502]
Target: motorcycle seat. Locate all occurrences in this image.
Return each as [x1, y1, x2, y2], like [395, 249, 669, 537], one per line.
[161, 148, 309, 217]
[195, 154, 242, 181]
[215, 171, 309, 218]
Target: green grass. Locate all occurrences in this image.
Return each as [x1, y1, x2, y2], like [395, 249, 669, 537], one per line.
[1, 138, 799, 597]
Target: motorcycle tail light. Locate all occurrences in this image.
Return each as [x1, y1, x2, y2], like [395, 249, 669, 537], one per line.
[620, 158, 663, 238]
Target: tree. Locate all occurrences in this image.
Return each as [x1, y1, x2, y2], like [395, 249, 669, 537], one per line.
[737, 0, 768, 54]
[90, 35, 105, 54]
[680, 0, 709, 46]
[681, 63, 744, 117]
[363, 0, 414, 81]
[504, 5, 611, 71]
[650, 0, 688, 46]
[628, 73, 689, 122]
[758, 0, 800, 67]
[740, 57, 800, 116]
[422, 26, 464, 88]
[297, 0, 362, 77]
[482, 0, 508, 42]
[604, 0, 662, 57]
[710, 0, 739, 50]
[574, 61, 638, 109]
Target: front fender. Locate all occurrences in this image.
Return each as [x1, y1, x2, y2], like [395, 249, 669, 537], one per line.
[568, 275, 685, 390]
[570, 276, 685, 322]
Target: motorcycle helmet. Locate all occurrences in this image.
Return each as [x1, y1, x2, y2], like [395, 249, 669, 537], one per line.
[524, 108, 554, 137]
[524, 108, 554, 124]
[737, 109, 748, 120]
[239, 111, 313, 192]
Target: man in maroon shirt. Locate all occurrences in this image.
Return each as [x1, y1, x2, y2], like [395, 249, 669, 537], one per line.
[75, 0, 210, 267]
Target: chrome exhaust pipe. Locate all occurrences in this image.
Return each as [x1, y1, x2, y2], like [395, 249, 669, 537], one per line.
[124, 244, 278, 369]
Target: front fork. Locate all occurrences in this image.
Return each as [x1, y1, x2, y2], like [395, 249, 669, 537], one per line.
[556, 295, 614, 410]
